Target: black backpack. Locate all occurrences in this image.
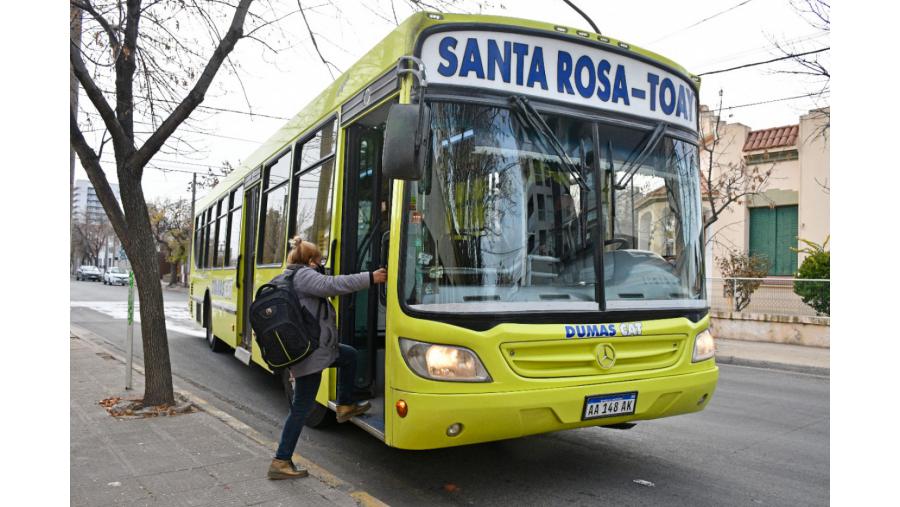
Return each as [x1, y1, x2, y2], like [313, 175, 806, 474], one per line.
[249, 268, 321, 370]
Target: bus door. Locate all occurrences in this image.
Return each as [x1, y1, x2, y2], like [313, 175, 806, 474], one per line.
[235, 183, 260, 365]
[339, 117, 390, 407]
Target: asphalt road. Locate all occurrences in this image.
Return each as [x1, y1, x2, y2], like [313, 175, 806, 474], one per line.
[70, 279, 830, 506]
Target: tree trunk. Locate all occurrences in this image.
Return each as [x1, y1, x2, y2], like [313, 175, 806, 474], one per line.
[169, 261, 178, 287]
[120, 176, 175, 406]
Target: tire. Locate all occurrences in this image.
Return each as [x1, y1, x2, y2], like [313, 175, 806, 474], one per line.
[280, 369, 336, 428]
[205, 299, 227, 352]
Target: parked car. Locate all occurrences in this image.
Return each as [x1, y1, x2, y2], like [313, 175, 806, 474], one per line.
[75, 265, 102, 281]
[103, 267, 129, 286]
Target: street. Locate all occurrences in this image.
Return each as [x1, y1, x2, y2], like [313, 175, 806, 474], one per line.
[70, 280, 829, 506]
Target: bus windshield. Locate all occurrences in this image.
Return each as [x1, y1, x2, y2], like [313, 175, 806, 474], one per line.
[401, 101, 705, 313]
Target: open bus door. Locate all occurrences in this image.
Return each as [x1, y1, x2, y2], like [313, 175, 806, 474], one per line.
[337, 107, 392, 437]
[235, 182, 260, 365]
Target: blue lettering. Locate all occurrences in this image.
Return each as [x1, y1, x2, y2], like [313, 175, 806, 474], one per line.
[487, 40, 511, 82]
[527, 46, 548, 90]
[574, 55, 595, 99]
[565, 325, 576, 338]
[597, 60, 611, 102]
[646, 73, 659, 111]
[576, 325, 586, 338]
[676, 84, 688, 119]
[587, 324, 599, 337]
[437, 36, 458, 77]
[660, 78, 676, 115]
[557, 51, 574, 94]
[599, 325, 609, 337]
[609, 324, 617, 336]
[512, 43, 529, 85]
[684, 88, 694, 121]
[459, 38, 485, 79]
[612, 65, 630, 105]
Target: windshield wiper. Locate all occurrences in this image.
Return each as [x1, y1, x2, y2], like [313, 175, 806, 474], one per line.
[509, 95, 589, 190]
[613, 121, 666, 190]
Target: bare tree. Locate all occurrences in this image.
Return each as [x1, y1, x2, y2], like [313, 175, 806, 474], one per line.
[700, 94, 774, 238]
[770, 0, 830, 133]
[71, 0, 495, 406]
[70, 0, 259, 405]
[73, 220, 114, 267]
[188, 160, 236, 193]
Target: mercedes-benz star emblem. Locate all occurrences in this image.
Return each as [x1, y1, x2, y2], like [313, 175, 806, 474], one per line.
[597, 343, 616, 370]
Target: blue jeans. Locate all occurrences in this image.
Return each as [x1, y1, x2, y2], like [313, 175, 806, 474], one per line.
[275, 344, 358, 460]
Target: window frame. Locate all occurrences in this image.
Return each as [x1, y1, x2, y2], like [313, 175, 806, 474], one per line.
[288, 117, 338, 260]
[214, 198, 228, 269]
[224, 186, 243, 268]
[256, 147, 294, 267]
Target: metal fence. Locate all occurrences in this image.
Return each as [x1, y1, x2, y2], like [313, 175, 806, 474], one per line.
[708, 277, 830, 318]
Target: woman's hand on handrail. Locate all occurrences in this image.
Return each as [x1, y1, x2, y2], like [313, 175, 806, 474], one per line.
[371, 268, 387, 284]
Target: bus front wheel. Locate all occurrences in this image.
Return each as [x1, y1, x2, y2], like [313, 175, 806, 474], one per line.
[280, 369, 336, 428]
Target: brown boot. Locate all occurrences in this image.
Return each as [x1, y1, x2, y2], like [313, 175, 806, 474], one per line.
[267, 458, 308, 480]
[335, 401, 371, 423]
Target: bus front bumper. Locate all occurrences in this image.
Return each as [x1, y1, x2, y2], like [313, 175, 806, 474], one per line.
[389, 366, 718, 450]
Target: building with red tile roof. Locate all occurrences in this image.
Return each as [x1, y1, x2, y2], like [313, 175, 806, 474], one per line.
[698, 107, 829, 279]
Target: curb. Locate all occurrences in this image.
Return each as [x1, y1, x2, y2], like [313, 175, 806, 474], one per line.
[715, 354, 829, 376]
[70, 324, 389, 507]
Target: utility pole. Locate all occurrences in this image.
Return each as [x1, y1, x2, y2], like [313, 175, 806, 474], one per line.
[186, 172, 197, 285]
[70, 5, 82, 274]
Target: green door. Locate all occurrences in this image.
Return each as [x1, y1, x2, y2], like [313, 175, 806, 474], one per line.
[749, 205, 798, 275]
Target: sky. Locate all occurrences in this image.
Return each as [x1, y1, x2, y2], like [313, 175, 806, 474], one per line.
[73, 0, 828, 203]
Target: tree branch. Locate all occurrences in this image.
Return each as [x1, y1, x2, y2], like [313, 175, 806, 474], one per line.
[115, 0, 143, 144]
[71, 0, 121, 54]
[70, 38, 131, 153]
[70, 108, 129, 243]
[297, 0, 339, 79]
[129, 0, 254, 170]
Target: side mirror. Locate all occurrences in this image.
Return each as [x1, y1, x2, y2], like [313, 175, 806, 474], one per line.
[382, 103, 430, 180]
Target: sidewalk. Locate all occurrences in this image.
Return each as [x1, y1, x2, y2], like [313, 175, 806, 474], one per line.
[715, 338, 829, 375]
[70, 333, 385, 507]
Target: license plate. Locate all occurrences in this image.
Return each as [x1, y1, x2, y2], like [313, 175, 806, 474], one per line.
[582, 391, 638, 420]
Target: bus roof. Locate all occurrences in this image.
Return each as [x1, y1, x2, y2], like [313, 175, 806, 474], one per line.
[195, 11, 698, 211]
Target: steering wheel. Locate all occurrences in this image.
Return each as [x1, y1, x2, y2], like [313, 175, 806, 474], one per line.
[604, 237, 631, 250]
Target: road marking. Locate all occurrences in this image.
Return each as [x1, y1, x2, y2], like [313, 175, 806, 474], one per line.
[70, 301, 204, 338]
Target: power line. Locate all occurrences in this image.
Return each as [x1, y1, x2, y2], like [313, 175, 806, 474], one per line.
[719, 92, 828, 111]
[147, 164, 227, 177]
[95, 154, 229, 178]
[697, 47, 829, 76]
[82, 111, 264, 144]
[693, 30, 827, 68]
[95, 89, 292, 120]
[98, 153, 231, 172]
[650, 0, 756, 44]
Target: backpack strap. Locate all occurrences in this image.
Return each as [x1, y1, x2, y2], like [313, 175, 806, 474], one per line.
[315, 298, 326, 320]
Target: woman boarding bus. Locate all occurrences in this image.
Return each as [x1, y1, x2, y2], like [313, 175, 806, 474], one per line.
[189, 12, 718, 451]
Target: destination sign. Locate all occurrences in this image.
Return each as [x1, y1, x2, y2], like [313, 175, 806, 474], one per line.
[420, 30, 698, 131]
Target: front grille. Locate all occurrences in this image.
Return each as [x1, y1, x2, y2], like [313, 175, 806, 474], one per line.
[500, 334, 687, 378]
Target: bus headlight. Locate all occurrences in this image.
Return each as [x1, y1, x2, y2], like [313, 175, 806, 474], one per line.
[692, 329, 715, 362]
[399, 338, 492, 382]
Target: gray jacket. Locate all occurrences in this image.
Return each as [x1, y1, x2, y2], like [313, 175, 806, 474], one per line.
[286, 264, 370, 378]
